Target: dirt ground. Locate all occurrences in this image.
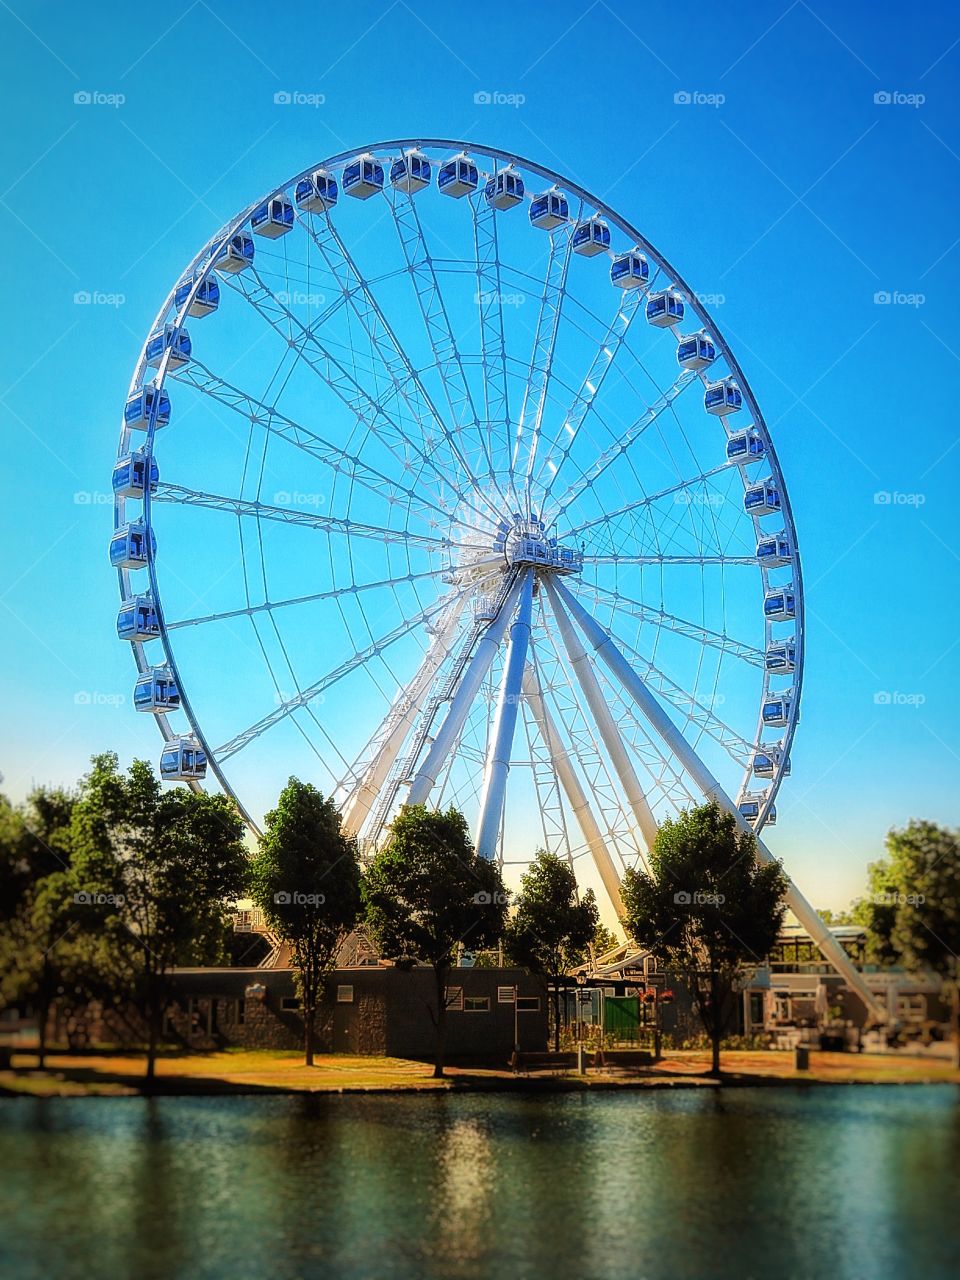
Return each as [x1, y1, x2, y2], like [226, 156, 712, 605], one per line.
[2, 1047, 958, 1096]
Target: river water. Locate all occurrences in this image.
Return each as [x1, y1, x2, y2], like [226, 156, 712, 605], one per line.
[2, 1087, 958, 1279]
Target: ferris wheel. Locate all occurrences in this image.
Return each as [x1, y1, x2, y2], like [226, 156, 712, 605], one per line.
[111, 137, 866, 980]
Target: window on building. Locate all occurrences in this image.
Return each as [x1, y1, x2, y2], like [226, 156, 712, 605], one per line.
[463, 996, 490, 1013]
[236, 999, 245, 1026]
[897, 994, 926, 1021]
[497, 986, 516, 1003]
[517, 996, 540, 1012]
[337, 985, 354, 1004]
[281, 996, 300, 1012]
[445, 986, 464, 1011]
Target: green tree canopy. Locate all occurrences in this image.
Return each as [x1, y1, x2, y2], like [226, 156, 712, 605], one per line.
[363, 805, 508, 1076]
[505, 849, 599, 1051]
[249, 778, 361, 1065]
[621, 801, 788, 1075]
[858, 820, 960, 1062]
[67, 753, 248, 1079]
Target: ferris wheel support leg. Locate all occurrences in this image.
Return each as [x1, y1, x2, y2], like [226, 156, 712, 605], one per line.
[522, 663, 626, 921]
[544, 579, 659, 857]
[475, 571, 535, 861]
[341, 603, 464, 837]
[407, 573, 524, 809]
[554, 581, 886, 1023]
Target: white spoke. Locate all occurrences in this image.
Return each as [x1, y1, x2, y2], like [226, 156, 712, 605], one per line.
[215, 593, 456, 761]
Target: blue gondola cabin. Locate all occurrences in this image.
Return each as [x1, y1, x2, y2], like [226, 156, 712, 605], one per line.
[134, 667, 180, 713]
[212, 232, 254, 274]
[174, 276, 220, 319]
[704, 377, 742, 416]
[530, 188, 569, 229]
[611, 250, 649, 289]
[343, 155, 384, 200]
[112, 450, 159, 498]
[572, 216, 610, 257]
[160, 737, 207, 782]
[295, 169, 338, 213]
[484, 169, 524, 210]
[764, 585, 796, 622]
[726, 428, 765, 466]
[390, 150, 431, 194]
[438, 153, 479, 199]
[145, 327, 191, 372]
[756, 531, 792, 567]
[252, 195, 294, 239]
[109, 521, 155, 570]
[117, 595, 160, 642]
[646, 289, 685, 328]
[744, 478, 781, 516]
[124, 385, 171, 431]
[677, 330, 716, 370]
[762, 691, 793, 727]
[765, 640, 797, 673]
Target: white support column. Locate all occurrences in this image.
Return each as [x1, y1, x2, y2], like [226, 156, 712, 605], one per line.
[407, 573, 524, 808]
[341, 603, 463, 837]
[475, 571, 535, 861]
[544, 579, 659, 856]
[522, 663, 626, 921]
[553, 580, 886, 1022]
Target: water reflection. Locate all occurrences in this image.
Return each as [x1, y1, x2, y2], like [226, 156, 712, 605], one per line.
[1, 1088, 958, 1280]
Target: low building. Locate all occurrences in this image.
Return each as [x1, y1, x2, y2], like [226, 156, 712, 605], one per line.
[79, 965, 547, 1063]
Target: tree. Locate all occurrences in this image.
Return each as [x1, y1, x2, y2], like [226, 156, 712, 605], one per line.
[859, 821, 960, 1064]
[591, 922, 621, 958]
[816, 907, 857, 926]
[249, 778, 361, 1065]
[621, 801, 788, 1075]
[0, 787, 81, 1068]
[68, 753, 248, 1081]
[362, 805, 508, 1077]
[505, 850, 599, 1052]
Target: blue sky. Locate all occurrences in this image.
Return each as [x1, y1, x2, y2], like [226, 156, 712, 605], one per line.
[1, 0, 958, 913]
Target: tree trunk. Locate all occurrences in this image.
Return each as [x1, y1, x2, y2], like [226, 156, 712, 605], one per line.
[36, 1000, 49, 1071]
[146, 1002, 159, 1084]
[433, 965, 448, 1078]
[304, 997, 315, 1067]
[552, 985, 561, 1054]
[709, 967, 721, 1077]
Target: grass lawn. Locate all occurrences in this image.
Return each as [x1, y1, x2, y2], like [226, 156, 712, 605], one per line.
[1, 1047, 958, 1097]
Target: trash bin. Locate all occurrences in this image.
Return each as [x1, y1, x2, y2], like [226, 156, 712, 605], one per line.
[795, 1045, 810, 1071]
